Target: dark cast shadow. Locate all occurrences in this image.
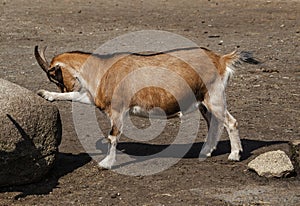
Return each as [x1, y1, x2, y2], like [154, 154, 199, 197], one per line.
[0, 115, 91, 199]
[0, 152, 91, 199]
[95, 138, 288, 168]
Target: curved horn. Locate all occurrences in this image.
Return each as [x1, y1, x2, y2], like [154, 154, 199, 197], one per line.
[34, 45, 49, 72]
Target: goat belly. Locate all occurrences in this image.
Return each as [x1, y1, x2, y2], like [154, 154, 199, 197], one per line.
[128, 87, 198, 118]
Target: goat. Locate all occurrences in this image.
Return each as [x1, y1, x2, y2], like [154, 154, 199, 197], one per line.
[35, 45, 259, 169]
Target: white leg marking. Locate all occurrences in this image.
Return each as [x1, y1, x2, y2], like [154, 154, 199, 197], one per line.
[99, 135, 117, 169]
[225, 111, 242, 161]
[37, 89, 55, 101]
[228, 150, 240, 161]
[37, 90, 92, 104]
[200, 96, 225, 159]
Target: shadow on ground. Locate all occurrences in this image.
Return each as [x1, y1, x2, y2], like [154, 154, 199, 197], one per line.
[0, 139, 287, 199]
[99, 139, 288, 167]
[115, 139, 287, 159]
[0, 152, 91, 199]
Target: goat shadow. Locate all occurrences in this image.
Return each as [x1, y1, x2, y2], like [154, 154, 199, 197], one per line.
[95, 138, 287, 168]
[0, 114, 286, 199]
[0, 115, 91, 199]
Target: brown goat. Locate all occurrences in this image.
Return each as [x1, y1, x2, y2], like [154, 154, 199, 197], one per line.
[35, 46, 258, 169]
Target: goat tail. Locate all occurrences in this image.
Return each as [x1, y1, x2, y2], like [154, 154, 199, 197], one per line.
[238, 51, 261, 65]
[222, 50, 260, 69]
[221, 50, 260, 84]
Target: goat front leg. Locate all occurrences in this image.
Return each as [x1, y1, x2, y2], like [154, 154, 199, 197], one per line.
[37, 89, 92, 104]
[99, 110, 123, 169]
[98, 134, 119, 169]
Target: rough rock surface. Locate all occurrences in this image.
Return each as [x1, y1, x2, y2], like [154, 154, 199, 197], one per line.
[0, 78, 62, 186]
[289, 140, 300, 175]
[248, 150, 294, 178]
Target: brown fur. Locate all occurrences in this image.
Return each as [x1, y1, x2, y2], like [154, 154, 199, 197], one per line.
[35, 46, 246, 168]
[36, 47, 238, 119]
[201, 47, 238, 76]
[96, 52, 207, 115]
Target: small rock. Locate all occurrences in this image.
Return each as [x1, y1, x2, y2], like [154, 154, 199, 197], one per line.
[208, 35, 220, 38]
[273, 84, 280, 89]
[111, 192, 120, 198]
[248, 150, 294, 177]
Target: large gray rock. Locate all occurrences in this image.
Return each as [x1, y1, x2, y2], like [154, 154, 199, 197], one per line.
[248, 150, 294, 178]
[0, 79, 62, 186]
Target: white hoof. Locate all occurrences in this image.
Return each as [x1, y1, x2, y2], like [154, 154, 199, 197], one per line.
[200, 144, 215, 158]
[37, 90, 54, 102]
[228, 150, 240, 161]
[98, 156, 115, 169]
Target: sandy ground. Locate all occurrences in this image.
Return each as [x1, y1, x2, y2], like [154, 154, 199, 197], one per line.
[0, 0, 299, 205]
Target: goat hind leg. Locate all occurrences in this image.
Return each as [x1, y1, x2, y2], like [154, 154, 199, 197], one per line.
[199, 103, 211, 129]
[200, 102, 225, 158]
[225, 111, 242, 161]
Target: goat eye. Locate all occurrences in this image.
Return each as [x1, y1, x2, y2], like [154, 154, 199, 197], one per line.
[50, 74, 56, 79]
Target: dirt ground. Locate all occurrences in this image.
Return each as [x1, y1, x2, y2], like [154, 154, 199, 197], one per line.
[0, 0, 300, 205]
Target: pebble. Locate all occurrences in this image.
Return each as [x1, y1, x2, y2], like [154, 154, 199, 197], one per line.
[111, 192, 121, 198]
